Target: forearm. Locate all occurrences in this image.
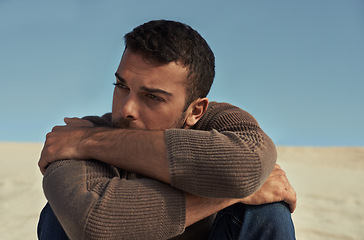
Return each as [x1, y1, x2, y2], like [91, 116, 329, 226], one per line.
[81, 127, 171, 184]
[185, 193, 236, 227]
[79, 125, 276, 200]
[43, 159, 233, 239]
[43, 159, 185, 239]
[166, 128, 277, 198]
[82, 114, 276, 199]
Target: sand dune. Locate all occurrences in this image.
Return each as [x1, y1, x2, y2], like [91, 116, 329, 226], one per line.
[0, 142, 363, 239]
[277, 147, 364, 239]
[0, 142, 46, 240]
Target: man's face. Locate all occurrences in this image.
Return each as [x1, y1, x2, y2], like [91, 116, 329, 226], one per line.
[112, 49, 190, 130]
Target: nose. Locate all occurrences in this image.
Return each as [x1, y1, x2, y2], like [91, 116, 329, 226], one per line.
[120, 95, 138, 120]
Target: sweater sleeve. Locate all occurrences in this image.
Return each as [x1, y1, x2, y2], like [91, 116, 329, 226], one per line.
[165, 102, 277, 198]
[43, 159, 185, 240]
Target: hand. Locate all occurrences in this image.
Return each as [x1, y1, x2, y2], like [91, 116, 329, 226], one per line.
[240, 164, 297, 213]
[38, 118, 94, 175]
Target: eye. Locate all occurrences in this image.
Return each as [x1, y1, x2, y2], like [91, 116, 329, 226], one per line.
[147, 93, 165, 102]
[113, 82, 129, 90]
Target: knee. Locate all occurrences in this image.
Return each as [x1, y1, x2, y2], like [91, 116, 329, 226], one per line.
[247, 202, 292, 224]
[244, 202, 296, 239]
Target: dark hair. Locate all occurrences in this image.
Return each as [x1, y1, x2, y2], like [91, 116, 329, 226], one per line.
[124, 20, 215, 107]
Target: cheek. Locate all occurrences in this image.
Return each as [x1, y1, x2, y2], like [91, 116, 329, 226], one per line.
[138, 108, 164, 129]
[143, 110, 183, 130]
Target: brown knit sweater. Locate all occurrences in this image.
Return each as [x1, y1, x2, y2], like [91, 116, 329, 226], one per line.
[43, 102, 277, 239]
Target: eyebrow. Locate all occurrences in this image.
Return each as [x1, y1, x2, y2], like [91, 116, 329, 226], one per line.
[115, 72, 125, 83]
[114, 72, 173, 96]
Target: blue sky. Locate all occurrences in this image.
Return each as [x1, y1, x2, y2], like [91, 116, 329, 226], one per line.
[1, 0, 363, 146]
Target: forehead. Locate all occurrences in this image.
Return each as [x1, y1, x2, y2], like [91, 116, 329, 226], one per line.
[117, 49, 189, 95]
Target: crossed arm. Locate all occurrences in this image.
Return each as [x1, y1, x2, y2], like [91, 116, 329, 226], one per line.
[39, 103, 296, 238]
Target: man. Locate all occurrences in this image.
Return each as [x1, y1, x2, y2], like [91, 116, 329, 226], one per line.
[38, 20, 296, 239]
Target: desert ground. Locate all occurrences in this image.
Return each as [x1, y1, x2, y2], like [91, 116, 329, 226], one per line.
[0, 142, 363, 239]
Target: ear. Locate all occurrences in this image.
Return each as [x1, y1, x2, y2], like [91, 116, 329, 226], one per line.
[184, 98, 209, 128]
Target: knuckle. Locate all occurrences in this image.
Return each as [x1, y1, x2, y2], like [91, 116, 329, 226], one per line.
[45, 131, 52, 139]
[42, 145, 54, 157]
[51, 125, 62, 132]
[291, 194, 297, 204]
[279, 174, 287, 183]
[47, 145, 55, 155]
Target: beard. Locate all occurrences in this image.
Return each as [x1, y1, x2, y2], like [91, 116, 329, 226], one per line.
[112, 117, 134, 129]
[170, 111, 188, 129]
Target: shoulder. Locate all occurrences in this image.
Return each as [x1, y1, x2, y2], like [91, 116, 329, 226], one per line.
[192, 101, 259, 130]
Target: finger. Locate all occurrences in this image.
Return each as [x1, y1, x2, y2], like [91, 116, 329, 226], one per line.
[283, 174, 296, 204]
[289, 192, 297, 213]
[39, 144, 51, 175]
[38, 155, 47, 175]
[286, 184, 296, 198]
[287, 197, 297, 213]
[51, 125, 64, 132]
[38, 158, 47, 175]
[64, 117, 94, 127]
[64, 117, 81, 125]
[291, 201, 297, 213]
[283, 185, 297, 213]
[283, 195, 295, 213]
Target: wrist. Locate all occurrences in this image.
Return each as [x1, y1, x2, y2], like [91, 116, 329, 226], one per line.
[78, 127, 106, 160]
[79, 127, 126, 165]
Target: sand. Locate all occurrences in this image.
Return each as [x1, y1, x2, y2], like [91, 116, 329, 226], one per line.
[0, 142, 363, 239]
[0, 142, 46, 240]
[277, 147, 364, 239]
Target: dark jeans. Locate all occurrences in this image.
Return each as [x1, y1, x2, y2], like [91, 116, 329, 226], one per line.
[38, 202, 295, 239]
[208, 202, 296, 240]
[37, 203, 70, 240]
